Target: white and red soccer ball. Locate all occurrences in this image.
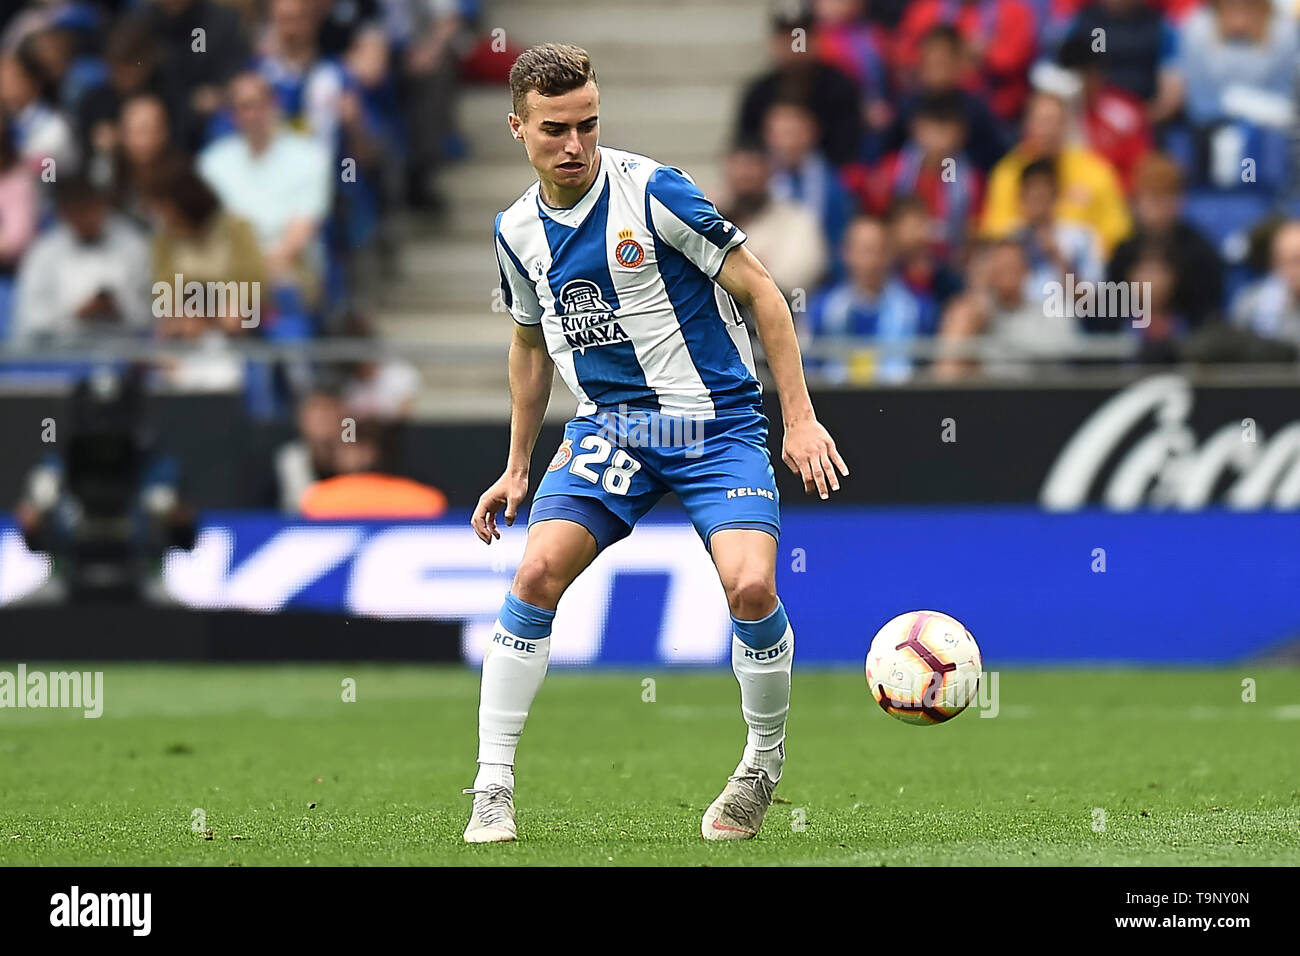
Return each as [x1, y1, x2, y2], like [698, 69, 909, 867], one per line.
[865, 610, 982, 725]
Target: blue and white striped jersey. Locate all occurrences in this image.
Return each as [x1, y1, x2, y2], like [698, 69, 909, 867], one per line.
[494, 146, 762, 420]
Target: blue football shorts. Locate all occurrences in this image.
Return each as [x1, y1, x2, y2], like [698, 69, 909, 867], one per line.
[528, 407, 781, 554]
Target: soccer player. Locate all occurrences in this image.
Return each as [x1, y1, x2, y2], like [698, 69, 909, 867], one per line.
[464, 43, 848, 843]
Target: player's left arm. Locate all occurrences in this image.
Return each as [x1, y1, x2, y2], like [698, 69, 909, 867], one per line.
[716, 246, 849, 499]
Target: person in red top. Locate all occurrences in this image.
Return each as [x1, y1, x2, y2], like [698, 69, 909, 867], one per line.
[856, 91, 984, 265]
[1056, 33, 1151, 192]
[894, 0, 1039, 122]
[811, 0, 894, 133]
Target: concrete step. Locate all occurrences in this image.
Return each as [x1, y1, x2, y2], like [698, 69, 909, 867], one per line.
[379, 309, 511, 345]
[375, 240, 501, 309]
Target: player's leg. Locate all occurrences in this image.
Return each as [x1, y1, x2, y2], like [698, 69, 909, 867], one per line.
[465, 416, 663, 843]
[475, 517, 597, 783]
[464, 514, 603, 844]
[700, 526, 793, 840]
[711, 526, 790, 778]
[658, 409, 788, 839]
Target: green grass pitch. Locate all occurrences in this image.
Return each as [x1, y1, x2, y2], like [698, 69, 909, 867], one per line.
[2, 665, 1298, 866]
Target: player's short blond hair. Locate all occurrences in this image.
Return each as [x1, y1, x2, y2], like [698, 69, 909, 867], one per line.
[509, 43, 597, 119]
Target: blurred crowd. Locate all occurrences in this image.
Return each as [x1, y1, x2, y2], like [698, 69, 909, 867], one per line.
[721, 0, 1300, 381]
[0, 0, 522, 509]
[4, 0, 1300, 413]
[0, 0, 520, 411]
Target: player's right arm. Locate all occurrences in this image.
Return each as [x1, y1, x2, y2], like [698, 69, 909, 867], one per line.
[472, 322, 553, 544]
[472, 226, 554, 544]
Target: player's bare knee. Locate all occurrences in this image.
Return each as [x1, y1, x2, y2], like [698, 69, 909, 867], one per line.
[511, 555, 570, 609]
[726, 577, 777, 621]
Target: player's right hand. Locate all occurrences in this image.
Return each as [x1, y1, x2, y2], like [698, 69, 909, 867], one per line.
[471, 471, 529, 544]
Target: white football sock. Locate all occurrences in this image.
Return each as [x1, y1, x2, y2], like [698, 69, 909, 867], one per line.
[731, 623, 793, 784]
[474, 622, 551, 792]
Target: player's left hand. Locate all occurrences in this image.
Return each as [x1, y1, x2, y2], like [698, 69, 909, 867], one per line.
[782, 419, 849, 500]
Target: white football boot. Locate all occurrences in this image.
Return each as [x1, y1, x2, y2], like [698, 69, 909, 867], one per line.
[462, 784, 517, 843]
[701, 765, 776, 840]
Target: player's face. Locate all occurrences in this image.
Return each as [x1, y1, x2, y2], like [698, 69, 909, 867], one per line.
[512, 82, 600, 198]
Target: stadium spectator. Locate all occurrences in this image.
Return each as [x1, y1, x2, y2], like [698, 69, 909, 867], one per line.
[131, 0, 250, 152]
[1011, 158, 1105, 301]
[273, 384, 345, 511]
[811, 0, 893, 141]
[276, 407, 447, 519]
[736, 5, 864, 166]
[316, 0, 384, 58]
[883, 24, 1009, 172]
[337, 312, 421, 421]
[1060, 0, 1175, 105]
[762, 99, 856, 280]
[1229, 221, 1300, 352]
[859, 90, 983, 263]
[402, 0, 473, 209]
[257, 0, 345, 149]
[341, 25, 402, 161]
[13, 174, 152, 344]
[980, 91, 1131, 255]
[888, 196, 963, 321]
[76, 19, 162, 175]
[1105, 152, 1223, 330]
[108, 94, 185, 225]
[894, 0, 1039, 123]
[717, 141, 828, 301]
[1120, 240, 1189, 363]
[24, 19, 103, 116]
[148, 164, 264, 392]
[331, 24, 401, 286]
[1164, 0, 1296, 189]
[1168, 0, 1295, 128]
[148, 163, 265, 317]
[198, 71, 332, 307]
[803, 216, 933, 383]
[0, 40, 77, 171]
[0, 115, 38, 337]
[937, 238, 1077, 378]
[1055, 31, 1151, 192]
[1035, 0, 1090, 52]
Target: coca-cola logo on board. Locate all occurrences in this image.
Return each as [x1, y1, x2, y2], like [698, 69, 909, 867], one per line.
[1040, 375, 1300, 510]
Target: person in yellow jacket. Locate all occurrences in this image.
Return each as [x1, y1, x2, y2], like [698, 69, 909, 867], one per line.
[979, 92, 1132, 256]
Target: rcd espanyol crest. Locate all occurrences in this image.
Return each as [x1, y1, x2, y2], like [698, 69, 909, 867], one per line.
[614, 228, 645, 268]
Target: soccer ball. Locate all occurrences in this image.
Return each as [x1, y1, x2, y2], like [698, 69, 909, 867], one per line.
[865, 610, 982, 725]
